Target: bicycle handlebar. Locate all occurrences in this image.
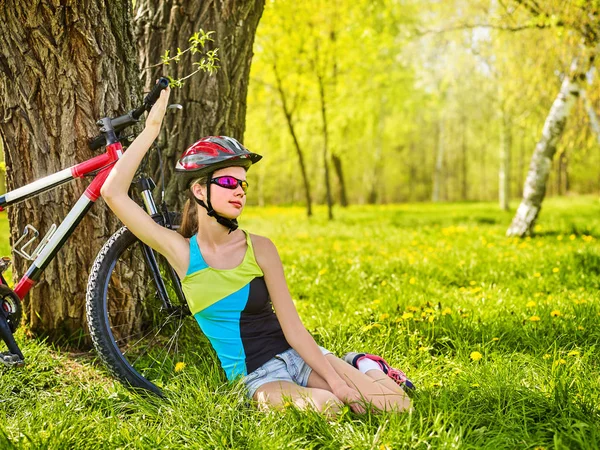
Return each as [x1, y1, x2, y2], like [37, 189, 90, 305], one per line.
[88, 77, 170, 150]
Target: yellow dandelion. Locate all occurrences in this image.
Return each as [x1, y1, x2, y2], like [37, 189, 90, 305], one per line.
[552, 267, 559, 273]
[530, 316, 541, 322]
[492, 337, 499, 342]
[418, 346, 429, 352]
[543, 354, 551, 360]
[409, 277, 416, 285]
[401, 312, 414, 320]
[557, 235, 563, 241]
[318, 268, 328, 276]
[381, 280, 387, 286]
[577, 326, 585, 331]
[379, 313, 390, 321]
[174, 362, 186, 372]
[441, 307, 452, 315]
[534, 225, 542, 232]
[470, 351, 483, 361]
[570, 234, 576, 240]
[533, 272, 541, 278]
[407, 305, 419, 312]
[554, 358, 566, 366]
[361, 324, 374, 332]
[550, 310, 561, 317]
[526, 301, 537, 308]
[567, 350, 580, 357]
[428, 315, 434, 323]
[471, 383, 480, 387]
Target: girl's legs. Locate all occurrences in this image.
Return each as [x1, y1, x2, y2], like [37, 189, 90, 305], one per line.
[253, 381, 344, 418]
[364, 369, 407, 395]
[306, 354, 411, 412]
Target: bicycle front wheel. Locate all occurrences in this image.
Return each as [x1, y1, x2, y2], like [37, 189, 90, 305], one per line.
[86, 222, 206, 395]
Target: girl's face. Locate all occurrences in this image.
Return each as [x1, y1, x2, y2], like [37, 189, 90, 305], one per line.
[192, 166, 248, 219]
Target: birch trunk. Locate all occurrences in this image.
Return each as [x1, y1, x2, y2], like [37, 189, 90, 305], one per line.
[135, 0, 265, 211]
[506, 64, 584, 237]
[0, 0, 139, 339]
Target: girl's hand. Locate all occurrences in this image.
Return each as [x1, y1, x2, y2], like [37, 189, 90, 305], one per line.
[331, 382, 366, 414]
[145, 86, 171, 132]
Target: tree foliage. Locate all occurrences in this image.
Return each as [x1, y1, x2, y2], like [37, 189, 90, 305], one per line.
[245, 0, 600, 208]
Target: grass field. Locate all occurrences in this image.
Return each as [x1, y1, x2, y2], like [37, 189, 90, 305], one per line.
[1, 197, 600, 449]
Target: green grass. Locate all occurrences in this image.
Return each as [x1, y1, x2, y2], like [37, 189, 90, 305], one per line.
[1, 196, 600, 449]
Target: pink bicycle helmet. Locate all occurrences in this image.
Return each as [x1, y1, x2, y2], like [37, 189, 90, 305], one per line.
[175, 136, 262, 233]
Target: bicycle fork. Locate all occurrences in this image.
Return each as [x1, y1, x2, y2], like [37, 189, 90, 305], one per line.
[136, 177, 185, 311]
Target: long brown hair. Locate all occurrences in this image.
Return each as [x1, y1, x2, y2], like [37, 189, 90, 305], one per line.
[178, 176, 208, 238]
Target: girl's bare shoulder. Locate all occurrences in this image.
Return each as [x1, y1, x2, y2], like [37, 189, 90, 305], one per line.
[249, 233, 281, 267]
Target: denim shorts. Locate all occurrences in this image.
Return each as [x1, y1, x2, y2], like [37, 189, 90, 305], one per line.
[242, 346, 333, 399]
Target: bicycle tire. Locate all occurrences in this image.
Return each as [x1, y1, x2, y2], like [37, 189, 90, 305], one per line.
[86, 216, 205, 395]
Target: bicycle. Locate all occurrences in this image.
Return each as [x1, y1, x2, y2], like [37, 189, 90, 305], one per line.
[0, 78, 200, 396]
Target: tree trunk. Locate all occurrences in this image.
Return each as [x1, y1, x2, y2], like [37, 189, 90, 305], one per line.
[369, 98, 386, 204]
[581, 88, 600, 146]
[135, 0, 266, 212]
[461, 116, 468, 201]
[271, 63, 312, 217]
[331, 153, 348, 207]
[0, 0, 140, 340]
[432, 119, 444, 202]
[499, 108, 511, 211]
[506, 60, 585, 237]
[316, 71, 333, 220]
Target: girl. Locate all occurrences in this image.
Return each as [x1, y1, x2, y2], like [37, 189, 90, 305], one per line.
[101, 86, 413, 416]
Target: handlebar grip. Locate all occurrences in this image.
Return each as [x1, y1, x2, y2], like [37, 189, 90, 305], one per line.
[144, 77, 170, 110]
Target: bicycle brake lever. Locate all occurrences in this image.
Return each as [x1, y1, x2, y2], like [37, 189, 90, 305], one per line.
[167, 104, 183, 111]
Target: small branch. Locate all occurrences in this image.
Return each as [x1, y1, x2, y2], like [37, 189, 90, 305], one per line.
[414, 22, 560, 36]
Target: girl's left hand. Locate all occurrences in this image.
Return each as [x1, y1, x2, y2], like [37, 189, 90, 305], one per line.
[332, 383, 366, 414]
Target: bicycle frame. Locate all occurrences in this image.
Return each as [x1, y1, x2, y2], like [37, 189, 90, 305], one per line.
[0, 142, 125, 300]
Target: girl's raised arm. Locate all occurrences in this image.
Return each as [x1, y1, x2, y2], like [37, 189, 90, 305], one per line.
[100, 87, 189, 278]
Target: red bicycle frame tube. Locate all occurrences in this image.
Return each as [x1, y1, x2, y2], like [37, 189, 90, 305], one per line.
[8, 142, 123, 299]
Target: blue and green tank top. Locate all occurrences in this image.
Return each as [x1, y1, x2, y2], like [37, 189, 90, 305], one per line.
[181, 230, 290, 380]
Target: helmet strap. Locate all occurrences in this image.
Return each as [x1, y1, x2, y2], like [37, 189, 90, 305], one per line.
[190, 178, 238, 234]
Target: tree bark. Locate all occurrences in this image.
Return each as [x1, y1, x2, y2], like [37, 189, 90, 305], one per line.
[135, 0, 266, 211]
[0, 0, 140, 339]
[506, 60, 585, 237]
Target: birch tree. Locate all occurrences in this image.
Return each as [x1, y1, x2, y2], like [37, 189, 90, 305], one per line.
[506, 0, 599, 236]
